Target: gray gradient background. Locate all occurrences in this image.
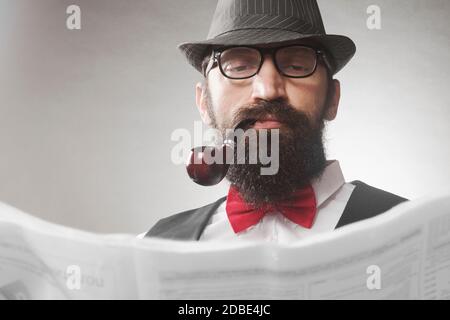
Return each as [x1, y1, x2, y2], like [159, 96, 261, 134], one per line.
[0, 0, 449, 234]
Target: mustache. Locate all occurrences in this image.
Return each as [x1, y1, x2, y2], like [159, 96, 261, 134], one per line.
[228, 98, 312, 131]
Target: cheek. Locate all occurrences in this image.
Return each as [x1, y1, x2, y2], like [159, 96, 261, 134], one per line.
[208, 73, 252, 125]
[285, 75, 328, 120]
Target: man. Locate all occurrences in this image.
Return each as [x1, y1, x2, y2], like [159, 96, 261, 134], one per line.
[145, 0, 407, 241]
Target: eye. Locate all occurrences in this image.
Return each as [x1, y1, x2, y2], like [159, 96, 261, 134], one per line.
[225, 64, 251, 73]
[285, 64, 308, 71]
[222, 59, 259, 76]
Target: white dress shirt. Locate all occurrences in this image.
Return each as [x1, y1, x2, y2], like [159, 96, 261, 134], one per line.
[199, 160, 355, 243]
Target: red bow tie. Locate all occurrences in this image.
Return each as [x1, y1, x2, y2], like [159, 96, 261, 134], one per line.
[225, 185, 318, 233]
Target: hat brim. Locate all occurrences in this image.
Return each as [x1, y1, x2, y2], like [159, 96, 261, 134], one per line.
[179, 28, 356, 75]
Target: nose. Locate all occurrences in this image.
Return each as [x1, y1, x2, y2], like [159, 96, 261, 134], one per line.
[251, 54, 287, 102]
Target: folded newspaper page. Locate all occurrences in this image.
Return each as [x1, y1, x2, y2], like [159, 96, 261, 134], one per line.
[0, 194, 449, 299]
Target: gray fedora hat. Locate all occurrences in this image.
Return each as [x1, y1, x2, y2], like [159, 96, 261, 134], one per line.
[179, 0, 356, 75]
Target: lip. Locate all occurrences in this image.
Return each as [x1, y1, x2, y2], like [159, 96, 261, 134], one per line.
[236, 115, 284, 130]
[252, 116, 283, 129]
[252, 120, 282, 129]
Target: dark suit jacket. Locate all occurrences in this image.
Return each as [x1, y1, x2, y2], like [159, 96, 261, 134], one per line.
[145, 181, 407, 241]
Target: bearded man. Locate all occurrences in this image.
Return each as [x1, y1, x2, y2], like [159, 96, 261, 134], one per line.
[145, 0, 407, 242]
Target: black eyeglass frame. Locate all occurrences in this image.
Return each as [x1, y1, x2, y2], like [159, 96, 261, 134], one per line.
[203, 45, 332, 80]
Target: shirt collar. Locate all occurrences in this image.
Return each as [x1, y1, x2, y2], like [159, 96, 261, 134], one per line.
[311, 160, 346, 208]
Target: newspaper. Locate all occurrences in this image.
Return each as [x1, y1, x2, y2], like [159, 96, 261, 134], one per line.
[0, 194, 449, 300]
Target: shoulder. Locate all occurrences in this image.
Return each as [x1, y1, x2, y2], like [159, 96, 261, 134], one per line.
[336, 180, 408, 228]
[350, 180, 408, 205]
[144, 196, 227, 240]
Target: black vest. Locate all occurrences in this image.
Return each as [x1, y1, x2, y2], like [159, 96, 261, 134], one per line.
[145, 181, 407, 241]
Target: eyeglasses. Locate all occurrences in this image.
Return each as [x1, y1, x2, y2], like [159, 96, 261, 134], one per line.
[204, 45, 329, 80]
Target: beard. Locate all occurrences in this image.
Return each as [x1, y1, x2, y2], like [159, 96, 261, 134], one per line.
[207, 94, 328, 208]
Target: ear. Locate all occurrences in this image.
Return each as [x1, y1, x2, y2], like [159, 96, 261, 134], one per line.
[323, 79, 341, 121]
[196, 82, 212, 126]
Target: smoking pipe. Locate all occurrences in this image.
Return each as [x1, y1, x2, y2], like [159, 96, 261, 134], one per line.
[186, 118, 257, 186]
[186, 140, 235, 186]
